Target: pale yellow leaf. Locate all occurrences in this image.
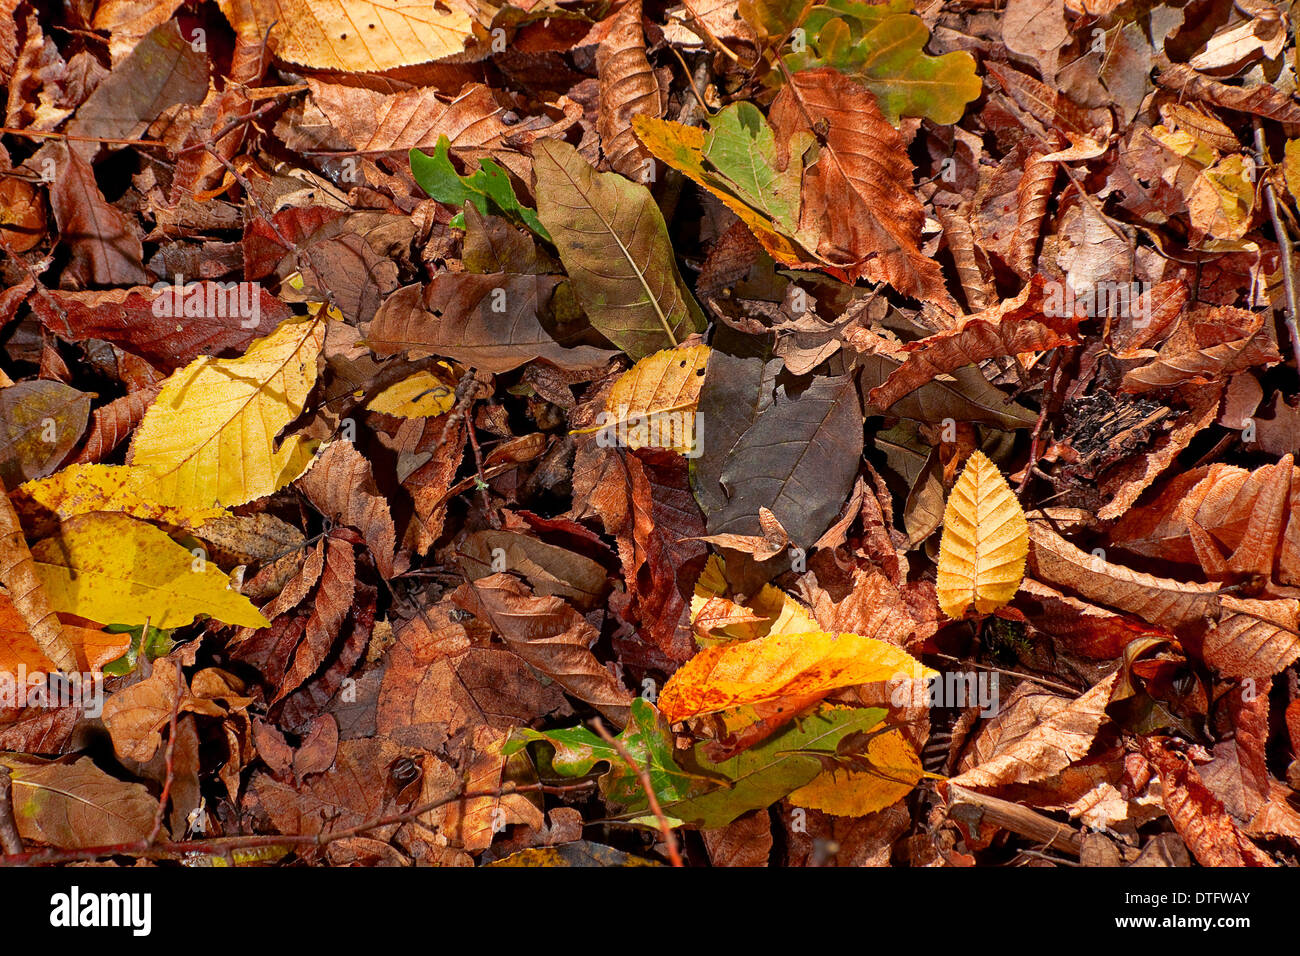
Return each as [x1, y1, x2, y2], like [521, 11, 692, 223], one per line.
[127, 315, 324, 510]
[936, 450, 1028, 618]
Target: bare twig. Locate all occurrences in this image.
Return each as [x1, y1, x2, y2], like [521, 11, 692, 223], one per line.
[0, 780, 596, 867]
[943, 782, 1083, 857]
[146, 654, 183, 846]
[1254, 117, 1300, 366]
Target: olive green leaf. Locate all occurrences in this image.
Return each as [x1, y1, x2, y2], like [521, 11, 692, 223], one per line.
[533, 139, 704, 360]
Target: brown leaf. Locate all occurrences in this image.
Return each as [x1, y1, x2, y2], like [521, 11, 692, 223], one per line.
[596, 0, 664, 178]
[277, 536, 356, 702]
[456, 573, 633, 727]
[368, 279, 614, 375]
[868, 278, 1081, 410]
[0, 478, 75, 672]
[2, 753, 159, 847]
[948, 674, 1117, 791]
[1140, 736, 1275, 866]
[101, 657, 224, 763]
[30, 286, 292, 370]
[71, 385, 159, 465]
[298, 441, 399, 579]
[702, 811, 773, 866]
[0, 381, 90, 485]
[768, 67, 953, 306]
[45, 142, 147, 288]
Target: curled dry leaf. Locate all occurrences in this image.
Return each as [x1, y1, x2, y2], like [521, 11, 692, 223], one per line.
[596, 0, 665, 178]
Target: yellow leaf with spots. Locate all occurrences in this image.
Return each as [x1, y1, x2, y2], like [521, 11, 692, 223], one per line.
[19, 463, 227, 529]
[936, 450, 1028, 618]
[127, 314, 324, 510]
[788, 725, 923, 815]
[590, 344, 709, 454]
[31, 513, 268, 629]
[658, 629, 935, 722]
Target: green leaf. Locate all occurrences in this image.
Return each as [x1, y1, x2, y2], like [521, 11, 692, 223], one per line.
[101, 623, 175, 677]
[533, 138, 704, 360]
[662, 706, 887, 827]
[702, 102, 805, 233]
[784, 11, 981, 124]
[510, 700, 888, 830]
[505, 698, 706, 808]
[410, 136, 550, 241]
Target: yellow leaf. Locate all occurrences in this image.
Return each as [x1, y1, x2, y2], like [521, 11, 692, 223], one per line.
[366, 367, 456, 418]
[595, 344, 709, 454]
[127, 315, 324, 510]
[936, 450, 1028, 618]
[217, 0, 475, 72]
[19, 463, 227, 529]
[658, 629, 936, 722]
[31, 513, 268, 629]
[1285, 140, 1300, 207]
[788, 725, 923, 816]
[689, 554, 818, 644]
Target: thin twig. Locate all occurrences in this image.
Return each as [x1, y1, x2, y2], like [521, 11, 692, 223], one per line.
[1254, 117, 1300, 366]
[591, 718, 683, 867]
[0, 781, 596, 867]
[147, 654, 183, 846]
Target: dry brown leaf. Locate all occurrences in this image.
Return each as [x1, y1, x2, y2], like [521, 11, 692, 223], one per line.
[456, 573, 633, 727]
[948, 674, 1116, 790]
[596, 0, 665, 178]
[1140, 736, 1275, 866]
[768, 67, 954, 307]
[0, 478, 75, 672]
[298, 441, 400, 579]
[868, 278, 1081, 410]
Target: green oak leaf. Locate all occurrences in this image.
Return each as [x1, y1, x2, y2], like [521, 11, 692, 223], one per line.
[410, 136, 550, 241]
[783, 10, 981, 125]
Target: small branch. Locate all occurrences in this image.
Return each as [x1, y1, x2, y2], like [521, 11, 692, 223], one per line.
[591, 718, 683, 867]
[1254, 117, 1300, 366]
[147, 656, 183, 846]
[0, 767, 24, 855]
[943, 782, 1083, 857]
[1, 781, 596, 866]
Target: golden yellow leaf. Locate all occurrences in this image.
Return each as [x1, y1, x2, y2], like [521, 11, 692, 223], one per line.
[19, 463, 227, 529]
[127, 315, 324, 511]
[590, 344, 709, 454]
[31, 513, 268, 629]
[217, 0, 475, 72]
[788, 724, 923, 816]
[366, 367, 456, 418]
[936, 449, 1028, 618]
[657, 629, 936, 722]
